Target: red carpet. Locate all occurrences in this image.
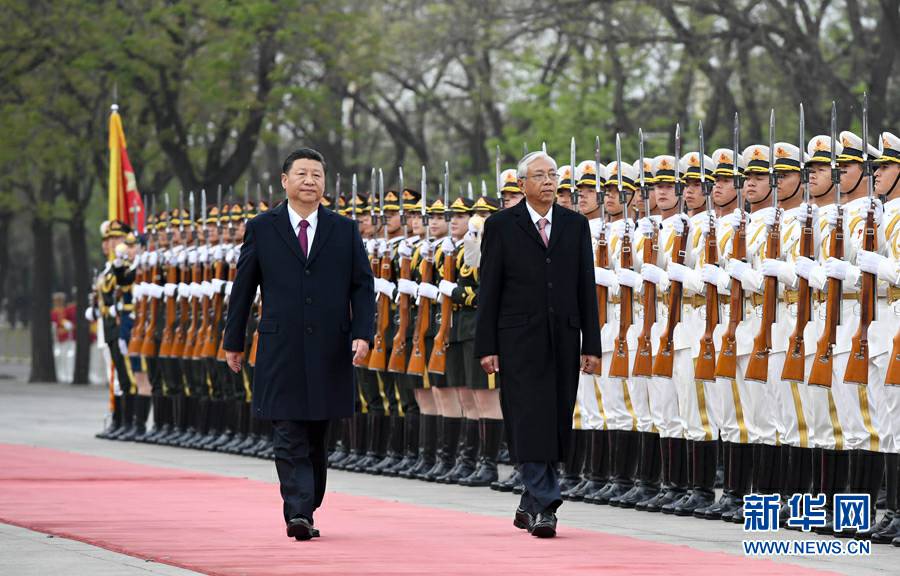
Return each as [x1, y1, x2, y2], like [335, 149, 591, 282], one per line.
[0, 443, 838, 576]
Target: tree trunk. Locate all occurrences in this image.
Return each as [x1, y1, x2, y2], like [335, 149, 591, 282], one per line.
[69, 213, 91, 385]
[29, 212, 57, 383]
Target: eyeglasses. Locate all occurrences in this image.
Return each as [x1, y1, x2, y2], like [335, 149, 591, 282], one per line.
[525, 172, 559, 182]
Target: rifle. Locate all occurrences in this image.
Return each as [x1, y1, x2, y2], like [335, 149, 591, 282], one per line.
[634, 129, 657, 377]
[609, 134, 633, 379]
[140, 196, 161, 357]
[182, 190, 205, 359]
[809, 102, 843, 388]
[745, 110, 781, 383]
[783, 104, 814, 382]
[389, 167, 411, 373]
[695, 121, 719, 381]
[844, 93, 877, 385]
[408, 165, 432, 376]
[171, 192, 192, 359]
[127, 223, 148, 355]
[716, 114, 745, 379]
[570, 137, 578, 205]
[159, 194, 178, 358]
[653, 124, 686, 378]
[369, 169, 390, 371]
[202, 186, 226, 358]
[191, 189, 214, 360]
[594, 137, 610, 333]
[428, 162, 453, 375]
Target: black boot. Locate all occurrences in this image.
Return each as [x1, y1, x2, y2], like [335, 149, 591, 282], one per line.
[437, 419, 478, 484]
[459, 419, 502, 487]
[613, 431, 661, 508]
[96, 396, 124, 439]
[872, 453, 900, 544]
[586, 428, 623, 505]
[813, 449, 851, 535]
[559, 429, 588, 494]
[725, 442, 755, 523]
[594, 430, 638, 505]
[140, 395, 164, 443]
[115, 395, 138, 441]
[700, 441, 740, 520]
[369, 415, 405, 474]
[848, 450, 884, 539]
[385, 413, 420, 477]
[567, 429, 609, 502]
[715, 439, 725, 489]
[338, 413, 367, 470]
[674, 439, 716, 516]
[421, 416, 461, 481]
[403, 414, 437, 479]
[655, 437, 689, 513]
[160, 396, 184, 445]
[352, 414, 389, 472]
[130, 396, 152, 442]
[782, 446, 815, 529]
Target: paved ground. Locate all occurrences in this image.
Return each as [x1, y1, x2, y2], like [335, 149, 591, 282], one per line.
[0, 361, 895, 575]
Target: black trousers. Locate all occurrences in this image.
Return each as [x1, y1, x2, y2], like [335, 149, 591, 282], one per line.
[518, 461, 563, 515]
[272, 419, 330, 523]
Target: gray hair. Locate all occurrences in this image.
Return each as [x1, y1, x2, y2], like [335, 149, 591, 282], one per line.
[517, 151, 558, 178]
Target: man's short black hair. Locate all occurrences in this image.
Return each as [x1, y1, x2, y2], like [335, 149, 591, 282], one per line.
[282, 148, 327, 176]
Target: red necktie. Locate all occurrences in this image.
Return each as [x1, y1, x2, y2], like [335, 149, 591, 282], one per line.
[537, 218, 549, 247]
[298, 220, 310, 256]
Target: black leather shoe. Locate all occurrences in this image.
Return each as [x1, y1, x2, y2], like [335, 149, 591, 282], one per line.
[672, 489, 714, 516]
[530, 512, 557, 538]
[287, 516, 314, 541]
[492, 470, 521, 492]
[514, 506, 535, 531]
[871, 512, 900, 544]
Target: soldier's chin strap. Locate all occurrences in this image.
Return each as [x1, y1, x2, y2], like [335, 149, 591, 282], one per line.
[812, 181, 834, 202]
[750, 186, 772, 206]
[842, 167, 864, 197]
[780, 180, 802, 205]
[886, 169, 900, 201]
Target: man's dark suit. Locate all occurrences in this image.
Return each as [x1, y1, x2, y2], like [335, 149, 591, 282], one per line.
[224, 200, 374, 523]
[474, 200, 601, 514]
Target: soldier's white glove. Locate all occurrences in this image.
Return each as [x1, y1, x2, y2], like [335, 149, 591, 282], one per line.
[759, 206, 781, 229]
[637, 217, 657, 237]
[211, 278, 226, 293]
[365, 239, 377, 255]
[226, 247, 238, 265]
[150, 284, 165, 299]
[728, 260, 763, 293]
[199, 245, 211, 263]
[420, 241, 434, 261]
[397, 278, 418, 296]
[84, 308, 96, 322]
[224, 282, 233, 297]
[438, 279, 457, 297]
[796, 203, 819, 226]
[857, 250, 900, 285]
[199, 281, 210, 297]
[132, 284, 144, 299]
[212, 245, 224, 261]
[440, 237, 456, 255]
[417, 282, 439, 301]
[177, 282, 191, 299]
[147, 252, 158, 267]
[821, 204, 843, 228]
[187, 251, 197, 265]
[702, 264, 731, 294]
[640, 263, 667, 285]
[108, 304, 117, 317]
[163, 283, 177, 297]
[189, 283, 203, 299]
[670, 215, 688, 236]
[866, 198, 885, 226]
[723, 208, 743, 231]
[377, 239, 390, 258]
[824, 257, 851, 281]
[373, 277, 395, 298]
[398, 240, 413, 259]
[697, 211, 716, 237]
[761, 258, 797, 288]
[617, 268, 642, 289]
[594, 267, 618, 288]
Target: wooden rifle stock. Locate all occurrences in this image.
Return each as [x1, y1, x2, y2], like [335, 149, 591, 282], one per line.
[633, 228, 657, 377]
[428, 247, 455, 375]
[368, 252, 392, 371]
[140, 261, 161, 357]
[653, 223, 687, 377]
[202, 256, 227, 358]
[885, 327, 900, 386]
[159, 257, 179, 357]
[609, 227, 634, 378]
[716, 217, 746, 379]
[127, 263, 147, 355]
[191, 260, 213, 359]
[407, 252, 433, 376]
[179, 261, 202, 359]
[844, 207, 877, 384]
[745, 216, 781, 382]
[809, 210, 843, 388]
[388, 253, 412, 373]
[782, 207, 814, 382]
[695, 216, 719, 382]
[216, 263, 238, 363]
[596, 230, 609, 329]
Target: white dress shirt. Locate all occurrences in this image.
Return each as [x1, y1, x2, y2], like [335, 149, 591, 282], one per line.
[525, 200, 553, 241]
[287, 202, 319, 253]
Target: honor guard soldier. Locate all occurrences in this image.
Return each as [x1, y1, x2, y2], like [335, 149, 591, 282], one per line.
[556, 165, 575, 210]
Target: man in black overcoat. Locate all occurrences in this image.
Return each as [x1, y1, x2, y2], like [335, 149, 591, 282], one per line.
[224, 148, 375, 541]
[474, 151, 602, 538]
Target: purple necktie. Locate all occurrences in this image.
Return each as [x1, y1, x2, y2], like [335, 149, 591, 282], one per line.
[537, 218, 549, 247]
[298, 220, 310, 256]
